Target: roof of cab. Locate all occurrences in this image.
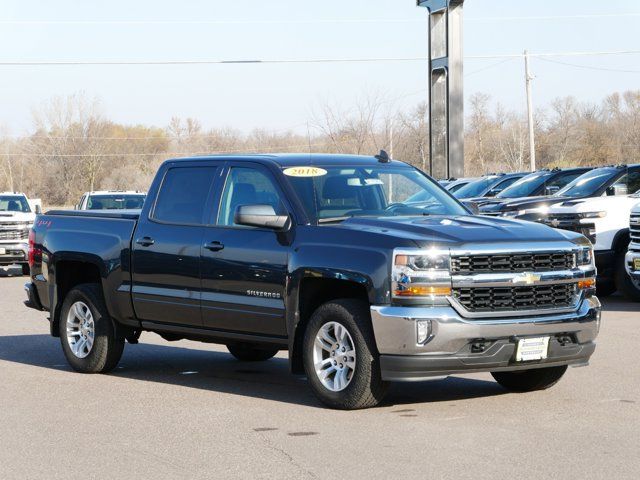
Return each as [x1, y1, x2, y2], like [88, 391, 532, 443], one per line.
[166, 153, 410, 168]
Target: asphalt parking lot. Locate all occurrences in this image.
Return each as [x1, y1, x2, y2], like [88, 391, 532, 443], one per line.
[1, 269, 638, 480]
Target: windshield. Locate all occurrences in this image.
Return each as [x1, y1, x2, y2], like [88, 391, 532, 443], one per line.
[87, 194, 146, 210]
[496, 172, 552, 198]
[555, 168, 619, 198]
[284, 165, 467, 223]
[453, 177, 499, 199]
[0, 195, 30, 213]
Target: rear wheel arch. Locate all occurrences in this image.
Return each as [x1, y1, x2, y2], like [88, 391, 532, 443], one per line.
[290, 275, 372, 375]
[51, 259, 103, 337]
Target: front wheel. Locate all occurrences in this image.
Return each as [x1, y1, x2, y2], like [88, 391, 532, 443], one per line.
[303, 299, 388, 410]
[491, 365, 567, 392]
[226, 343, 279, 362]
[59, 283, 125, 373]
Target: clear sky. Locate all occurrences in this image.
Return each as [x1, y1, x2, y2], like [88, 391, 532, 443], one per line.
[1, 0, 639, 135]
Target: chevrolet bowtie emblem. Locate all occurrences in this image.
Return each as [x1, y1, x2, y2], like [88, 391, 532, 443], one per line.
[512, 272, 541, 285]
[550, 219, 560, 228]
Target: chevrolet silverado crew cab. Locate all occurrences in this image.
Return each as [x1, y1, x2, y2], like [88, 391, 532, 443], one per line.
[24, 154, 601, 409]
[542, 166, 640, 298]
[1, 192, 41, 274]
[76, 190, 147, 210]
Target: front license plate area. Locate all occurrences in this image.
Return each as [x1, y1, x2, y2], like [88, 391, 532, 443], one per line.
[0, 248, 6, 255]
[516, 337, 550, 362]
[634, 258, 640, 271]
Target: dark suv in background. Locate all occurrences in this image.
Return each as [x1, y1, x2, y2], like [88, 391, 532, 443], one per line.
[486, 165, 639, 221]
[453, 172, 526, 200]
[478, 167, 592, 217]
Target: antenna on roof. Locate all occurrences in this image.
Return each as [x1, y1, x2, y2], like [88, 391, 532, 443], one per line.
[375, 150, 391, 163]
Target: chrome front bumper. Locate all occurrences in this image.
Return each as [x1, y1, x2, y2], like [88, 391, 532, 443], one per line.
[0, 242, 28, 265]
[371, 296, 601, 381]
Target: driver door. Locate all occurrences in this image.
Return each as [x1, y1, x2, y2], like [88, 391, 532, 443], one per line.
[200, 163, 291, 336]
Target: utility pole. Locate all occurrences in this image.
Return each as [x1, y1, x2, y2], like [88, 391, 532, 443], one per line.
[524, 50, 536, 172]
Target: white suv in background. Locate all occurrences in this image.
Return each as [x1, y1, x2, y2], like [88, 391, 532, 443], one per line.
[76, 191, 147, 210]
[543, 181, 640, 298]
[0, 192, 41, 275]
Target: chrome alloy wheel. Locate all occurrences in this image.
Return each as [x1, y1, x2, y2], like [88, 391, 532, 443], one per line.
[66, 301, 95, 359]
[313, 321, 356, 392]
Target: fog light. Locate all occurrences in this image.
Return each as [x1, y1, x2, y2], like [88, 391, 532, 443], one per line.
[416, 320, 432, 344]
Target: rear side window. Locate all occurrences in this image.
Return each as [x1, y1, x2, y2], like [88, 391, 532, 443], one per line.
[153, 167, 217, 225]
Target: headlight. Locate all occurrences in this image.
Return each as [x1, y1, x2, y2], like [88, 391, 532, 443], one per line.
[577, 246, 593, 266]
[578, 211, 606, 219]
[392, 249, 451, 302]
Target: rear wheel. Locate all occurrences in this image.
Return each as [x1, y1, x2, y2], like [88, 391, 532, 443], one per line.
[491, 365, 567, 392]
[227, 343, 279, 362]
[302, 299, 388, 410]
[614, 252, 640, 301]
[59, 283, 124, 373]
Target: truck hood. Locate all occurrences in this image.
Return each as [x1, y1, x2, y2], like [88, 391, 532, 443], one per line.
[548, 194, 640, 214]
[0, 211, 36, 223]
[336, 215, 580, 247]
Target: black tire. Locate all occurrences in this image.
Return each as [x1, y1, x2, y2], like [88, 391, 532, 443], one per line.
[302, 299, 388, 410]
[596, 281, 616, 297]
[227, 343, 279, 362]
[491, 365, 568, 392]
[59, 283, 125, 373]
[614, 252, 640, 301]
[21, 264, 30, 276]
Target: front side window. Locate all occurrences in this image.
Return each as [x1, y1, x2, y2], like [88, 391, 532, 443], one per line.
[153, 166, 217, 224]
[284, 165, 466, 223]
[217, 167, 286, 227]
[0, 195, 30, 213]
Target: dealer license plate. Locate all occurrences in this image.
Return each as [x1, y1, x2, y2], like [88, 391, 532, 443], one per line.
[634, 258, 640, 271]
[0, 248, 6, 255]
[516, 337, 550, 362]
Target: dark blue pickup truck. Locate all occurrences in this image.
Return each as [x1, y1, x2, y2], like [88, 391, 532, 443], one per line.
[24, 153, 601, 409]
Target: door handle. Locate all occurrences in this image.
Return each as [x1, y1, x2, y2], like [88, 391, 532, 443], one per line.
[204, 241, 224, 252]
[135, 237, 155, 247]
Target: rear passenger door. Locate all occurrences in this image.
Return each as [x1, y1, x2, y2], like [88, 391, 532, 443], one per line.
[131, 163, 221, 327]
[200, 163, 291, 336]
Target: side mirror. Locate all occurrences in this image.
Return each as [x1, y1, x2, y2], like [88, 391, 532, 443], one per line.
[463, 201, 480, 215]
[544, 186, 560, 196]
[485, 188, 502, 197]
[613, 183, 628, 196]
[35, 205, 42, 214]
[234, 204, 290, 230]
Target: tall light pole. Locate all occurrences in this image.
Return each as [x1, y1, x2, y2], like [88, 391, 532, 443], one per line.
[417, 0, 465, 180]
[524, 50, 536, 172]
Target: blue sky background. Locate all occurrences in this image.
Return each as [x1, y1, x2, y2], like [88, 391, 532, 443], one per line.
[1, 0, 639, 134]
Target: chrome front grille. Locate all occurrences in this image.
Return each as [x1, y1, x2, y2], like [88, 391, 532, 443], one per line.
[630, 214, 640, 244]
[0, 229, 27, 241]
[451, 252, 575, 274]
[452, 283, 577, 312]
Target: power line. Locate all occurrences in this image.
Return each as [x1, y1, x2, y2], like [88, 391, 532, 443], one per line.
[1, 14, 639, 25]
[537, 56, 640, 74]
[1, 50, 639, 66]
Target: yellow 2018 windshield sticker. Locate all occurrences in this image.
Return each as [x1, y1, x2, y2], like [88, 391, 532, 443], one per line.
[283, 167, 328, 178]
